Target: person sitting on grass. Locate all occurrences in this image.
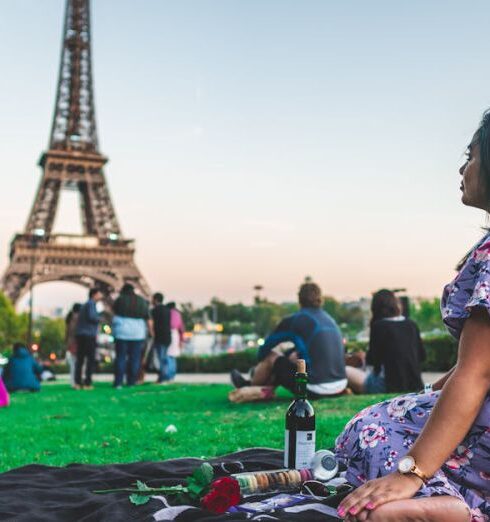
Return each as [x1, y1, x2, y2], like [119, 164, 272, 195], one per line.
[334, 110, 490, 522]
[345, 289, 425, 394]
[230, 281, 347, 398]
[2, 342, 43, 393]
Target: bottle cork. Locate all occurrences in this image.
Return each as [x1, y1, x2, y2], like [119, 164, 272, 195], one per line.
[297, 359, 306, 374]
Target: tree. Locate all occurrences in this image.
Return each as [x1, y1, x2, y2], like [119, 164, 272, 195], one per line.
[253, 302, 285, 338]
[34, 317, 65, 358]
[0, 291, 26, 351]
[323, 295, 365, 339]
[180, 302, 197, 331]
[409, 298, 445, 333]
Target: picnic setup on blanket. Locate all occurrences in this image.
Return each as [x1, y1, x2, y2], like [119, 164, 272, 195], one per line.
[0, 361, 352, 521]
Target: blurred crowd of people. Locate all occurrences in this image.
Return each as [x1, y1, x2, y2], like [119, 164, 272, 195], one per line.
[0, 284, 184, 402]
[0, 280, 425, 405]
[66, 283, 184, 390]
[230, 282, 425, 398]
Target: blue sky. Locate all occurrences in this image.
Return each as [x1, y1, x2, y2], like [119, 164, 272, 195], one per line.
[1, 1, 490, 309]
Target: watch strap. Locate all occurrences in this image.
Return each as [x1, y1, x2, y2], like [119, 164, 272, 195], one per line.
[407, 464, 430, 484]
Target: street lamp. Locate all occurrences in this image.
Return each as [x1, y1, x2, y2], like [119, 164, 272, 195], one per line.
[27, 228, 45, 347]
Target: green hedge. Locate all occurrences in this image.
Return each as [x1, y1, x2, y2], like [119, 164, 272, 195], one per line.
[50, 350, 259, 375]
[345, 336, 458, 372]
[420, 335, 458, 372]
[172, 336, 458, 374]
[177, 349, 257, 373]
[48, 335, 459, 375]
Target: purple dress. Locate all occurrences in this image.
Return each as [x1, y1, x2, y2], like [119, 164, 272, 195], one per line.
[335, 234, 490, 522]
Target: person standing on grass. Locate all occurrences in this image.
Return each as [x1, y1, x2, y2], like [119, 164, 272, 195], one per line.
[150, 292, 171, 383]
[65, 303, 81, 387]
[112, 283, 152, 388]
[75, 288, 103, 390]
[166, 302, 185, 381]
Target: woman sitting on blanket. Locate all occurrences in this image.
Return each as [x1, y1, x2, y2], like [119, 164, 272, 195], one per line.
[346, 289, 425, 394]
[335, 110, 490, 522]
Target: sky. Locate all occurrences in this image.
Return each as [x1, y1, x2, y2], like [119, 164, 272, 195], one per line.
[1, 1, 490, 311]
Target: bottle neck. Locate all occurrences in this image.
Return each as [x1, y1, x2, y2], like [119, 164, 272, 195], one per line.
[295, 372, 308, 399]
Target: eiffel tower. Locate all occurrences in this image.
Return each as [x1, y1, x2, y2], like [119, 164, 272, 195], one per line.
[1, 0, 150, 303]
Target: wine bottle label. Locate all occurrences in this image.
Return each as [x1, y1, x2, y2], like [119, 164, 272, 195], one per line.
[284, 430, 316, 469]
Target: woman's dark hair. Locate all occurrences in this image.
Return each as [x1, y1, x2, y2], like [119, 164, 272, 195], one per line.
[89, 287, 101, 299]
[478, 109, 490, 199]
[66, 303, 82, 324]
[298, 282, 323, 308]
[153, 292, 164, 304]
[121, 283, 135, 294]
[456, 110, 490, 271]
[13, 342, 26, 354]
[371, 289, 401, 324]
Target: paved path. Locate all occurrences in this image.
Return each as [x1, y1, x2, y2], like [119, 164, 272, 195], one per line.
[53, 372, 445, 385]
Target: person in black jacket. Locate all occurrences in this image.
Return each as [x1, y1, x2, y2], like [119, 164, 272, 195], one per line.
[346, 289, 425, 393]
[151, 292, 172, 383]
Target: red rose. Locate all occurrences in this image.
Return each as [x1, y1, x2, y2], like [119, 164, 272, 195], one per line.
[201, 477, 241, 513]
[211, 477, 241, 497]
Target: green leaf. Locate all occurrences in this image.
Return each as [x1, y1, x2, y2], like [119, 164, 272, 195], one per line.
[186, 480, 204, 499]
[191, 463, 214, 488]
[185, 462, 214, 499]
[129, 494, 150, 505]
[135, 480, 151, 491]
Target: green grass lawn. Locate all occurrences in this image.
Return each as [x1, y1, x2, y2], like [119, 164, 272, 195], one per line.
[0, 382, 390, 473]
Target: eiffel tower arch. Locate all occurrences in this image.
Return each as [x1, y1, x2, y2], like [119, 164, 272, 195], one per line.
[1, 0, 150, 303]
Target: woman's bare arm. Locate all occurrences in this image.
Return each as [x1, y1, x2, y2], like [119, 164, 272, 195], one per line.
[409, 308, 490, 476]
[338, 308, 490, 517]
[431, 366, 456, 391]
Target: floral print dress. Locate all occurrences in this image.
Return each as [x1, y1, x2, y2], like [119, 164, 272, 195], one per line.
[335, 233, 490, 521]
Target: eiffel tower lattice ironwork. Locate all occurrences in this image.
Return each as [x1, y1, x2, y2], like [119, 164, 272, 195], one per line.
[1, 0, 150, 303]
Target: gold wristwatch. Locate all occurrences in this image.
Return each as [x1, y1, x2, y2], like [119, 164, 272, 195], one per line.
[397, 456, 430, 483]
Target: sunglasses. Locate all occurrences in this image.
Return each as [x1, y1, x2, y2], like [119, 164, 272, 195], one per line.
[300, 480, 336, 498]
[300, 480, 354, 499]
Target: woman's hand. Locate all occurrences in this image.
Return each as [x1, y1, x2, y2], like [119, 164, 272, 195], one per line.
[337, 472, 423, 520]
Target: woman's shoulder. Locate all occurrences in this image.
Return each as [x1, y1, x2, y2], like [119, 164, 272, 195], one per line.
[402, 318, 421, 332]
[374, 317, 418, 333]
[375, 316, 406, 326]
[471, 234, 490, 264]
[441, 233, 490, 338]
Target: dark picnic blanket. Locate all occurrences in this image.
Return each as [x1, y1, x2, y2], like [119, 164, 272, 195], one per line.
[0, 448, 343, 521]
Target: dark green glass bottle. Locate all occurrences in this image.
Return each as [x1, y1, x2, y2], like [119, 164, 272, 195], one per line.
[284, 359, 316, 469]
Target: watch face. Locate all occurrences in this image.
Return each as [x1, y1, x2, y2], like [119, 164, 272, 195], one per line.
[398, 456, 415, 473]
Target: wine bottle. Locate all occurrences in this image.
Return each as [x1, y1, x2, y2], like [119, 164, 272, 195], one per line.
[284, 359, 316, 469]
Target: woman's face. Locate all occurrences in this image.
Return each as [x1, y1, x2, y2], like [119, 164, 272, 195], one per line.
[459, 134, 488, 210]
